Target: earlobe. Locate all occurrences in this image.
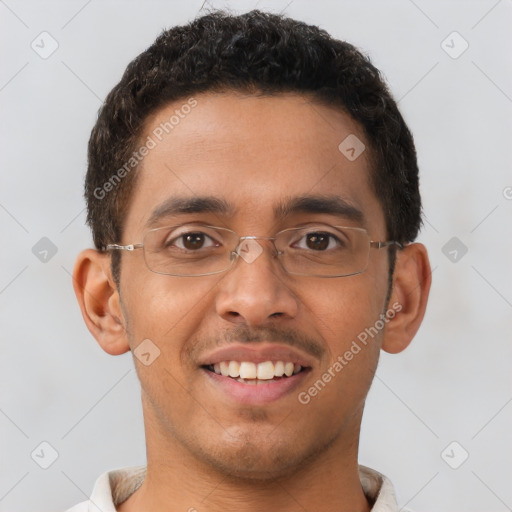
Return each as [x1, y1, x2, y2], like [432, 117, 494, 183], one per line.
[72, 249, 131, 356]
[381, 243, 431, 354]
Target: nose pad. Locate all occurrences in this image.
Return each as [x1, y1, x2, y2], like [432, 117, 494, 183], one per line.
[235, 238, 264, 264]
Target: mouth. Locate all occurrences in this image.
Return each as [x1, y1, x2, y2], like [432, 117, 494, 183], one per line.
[198, 344, 316, 404]
[202, 360, 308, 385]
[198, 345, 315, 405]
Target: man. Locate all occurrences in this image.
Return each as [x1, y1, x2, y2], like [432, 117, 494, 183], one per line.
[69, 9, 430, 512]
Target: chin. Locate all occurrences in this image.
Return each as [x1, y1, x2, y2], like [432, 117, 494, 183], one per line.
[203, 447, 303, 482]
[191, 428, 335, 482]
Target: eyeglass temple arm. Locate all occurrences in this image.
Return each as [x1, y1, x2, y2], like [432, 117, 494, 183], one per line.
[103, 243, 143, 251]
[370, 241, 404, 249]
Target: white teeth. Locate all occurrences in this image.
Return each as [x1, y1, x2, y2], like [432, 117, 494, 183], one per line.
[236, 377, 258, 385]
[219, 361, 229, 377]
[239, 362, 257, 379]
[274, 361, 285, 377]
[228, 361, 240, 378]
[257, 361, 275, 380]
[210, 360, 305, 380]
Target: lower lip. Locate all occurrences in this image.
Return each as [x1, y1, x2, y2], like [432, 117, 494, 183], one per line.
[201, 368, 310, 405]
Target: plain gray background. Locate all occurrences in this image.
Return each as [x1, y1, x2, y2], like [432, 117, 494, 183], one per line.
[1, 1, 511, 511]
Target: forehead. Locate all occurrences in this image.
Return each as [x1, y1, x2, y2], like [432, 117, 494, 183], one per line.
[123, 91, 385, 237]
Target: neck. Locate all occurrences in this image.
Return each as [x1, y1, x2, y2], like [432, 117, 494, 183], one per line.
[118, 406, 371, 512]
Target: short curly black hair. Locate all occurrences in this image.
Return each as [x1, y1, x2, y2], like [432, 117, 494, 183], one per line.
[86, 9, 421, 285]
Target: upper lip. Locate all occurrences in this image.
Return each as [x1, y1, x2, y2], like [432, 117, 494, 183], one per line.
[198, 344, 317, 368]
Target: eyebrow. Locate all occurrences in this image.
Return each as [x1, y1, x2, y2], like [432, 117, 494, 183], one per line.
[274, 194, 365, 224]
[145, 194, 364, 228]
[146, 196, 234, 227]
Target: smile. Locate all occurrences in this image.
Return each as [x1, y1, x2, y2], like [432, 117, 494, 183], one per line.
[205, 360, 304, 384]
[198, 344, 315, 404]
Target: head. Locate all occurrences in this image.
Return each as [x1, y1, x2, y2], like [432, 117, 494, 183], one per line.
[74, 10, 430, 481]
[86, 9, 421, 287]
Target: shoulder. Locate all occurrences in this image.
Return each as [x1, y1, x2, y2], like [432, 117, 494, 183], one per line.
[359, 465, 398, 512]
[62, 466, 146, 512]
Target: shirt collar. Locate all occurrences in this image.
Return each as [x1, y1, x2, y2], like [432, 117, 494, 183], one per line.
[84, 464, 398, 511]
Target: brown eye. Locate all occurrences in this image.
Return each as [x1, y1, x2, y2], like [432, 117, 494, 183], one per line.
[166, 231, 217, 251]
[182, 233, 207, 250]
[305, 233, 331, 251]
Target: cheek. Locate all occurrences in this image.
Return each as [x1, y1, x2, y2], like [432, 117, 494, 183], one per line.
[120, 276, 216, 406]
[299, 281, 384, 413]
[121, 269, 215, 354]
[306, 274, 387, 346]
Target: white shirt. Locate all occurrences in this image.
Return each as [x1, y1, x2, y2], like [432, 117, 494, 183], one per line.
[65, 465, 398, 511]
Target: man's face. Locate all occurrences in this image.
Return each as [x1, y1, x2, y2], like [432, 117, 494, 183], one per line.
[117, 92, 391, 479]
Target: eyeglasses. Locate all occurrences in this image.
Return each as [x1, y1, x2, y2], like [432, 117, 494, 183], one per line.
[104, 223, 403, 278]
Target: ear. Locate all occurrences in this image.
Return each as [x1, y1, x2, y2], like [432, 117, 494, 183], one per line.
[72, 249, 131, 356]
[381, 243, 431, 354]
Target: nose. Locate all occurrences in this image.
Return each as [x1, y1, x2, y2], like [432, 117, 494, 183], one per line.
[214, 239, 299, 326]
